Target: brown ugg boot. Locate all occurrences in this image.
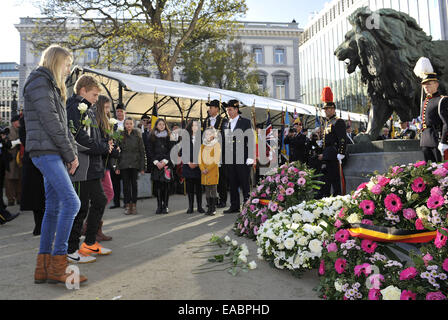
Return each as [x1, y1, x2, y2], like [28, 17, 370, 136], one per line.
[96, 220, 112, 242]
[34, 253, 51, 284]
[125, 203, 135, 215]
[47, 254, 87, 285]
[131, 203, 137, 215]
[124, 203, 130, 215]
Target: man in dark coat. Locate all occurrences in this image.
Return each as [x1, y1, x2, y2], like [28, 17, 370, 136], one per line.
[284, 118, 309, 164]
[203, 99, 229, 208]
[223, 100, 254, 214]
[419, 73, 448, 162]
[317, 102, 347, 198]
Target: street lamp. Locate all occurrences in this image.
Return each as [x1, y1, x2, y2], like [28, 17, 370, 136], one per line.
[11, 80, 18, 119]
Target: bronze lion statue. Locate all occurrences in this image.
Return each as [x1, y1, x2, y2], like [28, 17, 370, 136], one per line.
[335, 7, 448, 141]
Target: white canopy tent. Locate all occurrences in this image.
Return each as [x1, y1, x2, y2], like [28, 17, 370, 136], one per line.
[68, 66, 368, 127]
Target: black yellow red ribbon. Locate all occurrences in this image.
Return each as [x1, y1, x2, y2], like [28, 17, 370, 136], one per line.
[348, 223, 437, 243]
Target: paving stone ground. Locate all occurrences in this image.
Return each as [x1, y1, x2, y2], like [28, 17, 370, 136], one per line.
[0, 194, 319, 300]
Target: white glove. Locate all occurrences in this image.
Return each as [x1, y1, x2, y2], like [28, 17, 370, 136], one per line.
[11, 139, 21, 147]
[438, 143, 448, 155]
[246, 158, 254, 166]
[337, 154, 345, 162]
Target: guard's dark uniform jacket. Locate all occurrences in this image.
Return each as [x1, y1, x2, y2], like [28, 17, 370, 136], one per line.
[318, 114, 347, 198]
[322, 115, 347, 161]
[420, 91, 448, 162]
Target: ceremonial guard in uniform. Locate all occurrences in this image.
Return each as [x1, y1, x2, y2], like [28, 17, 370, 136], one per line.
[414, 57, 448, 162]
[317, 87, 347, 198]
[418, 74, 448, 162]
[223, 100, 254, 214]
[203, 99, 228, 208]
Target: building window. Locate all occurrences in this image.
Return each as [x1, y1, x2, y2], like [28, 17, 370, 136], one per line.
[274, 48, 285, 65]
[253, 47, 263, 65]
[273, 71, 289, 100]
[257, 72, 267, 91]
[275, 78, 286, 99]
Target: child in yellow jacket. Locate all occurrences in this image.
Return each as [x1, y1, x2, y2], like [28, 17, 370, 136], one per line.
[199, 127, 221, 215]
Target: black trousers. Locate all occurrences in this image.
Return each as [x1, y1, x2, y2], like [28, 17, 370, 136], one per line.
[121, 168, 138, 204]
[227, 164, 250, 209]
[217, 165, 228, 204]
[318, 161, 342, 198]
[68, 179, 108, 253]
[422, 147, 442, 163]
[0, 163, 5, 208]
[185, 177, 201, 194]
[110, 169, 122, 206]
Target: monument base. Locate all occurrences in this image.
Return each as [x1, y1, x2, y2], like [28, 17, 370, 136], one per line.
[344, 139, 424, 193]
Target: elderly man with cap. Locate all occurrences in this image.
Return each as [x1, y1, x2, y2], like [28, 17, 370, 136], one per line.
[419, 72, 448, 162]
[204, 99, 229, 208]
[317, 87, 347, 198]
[284, 118, 309, 164]
[5, 114, 22, 206]
[223, 99, 254, 214]
[395, 120, 416, 140]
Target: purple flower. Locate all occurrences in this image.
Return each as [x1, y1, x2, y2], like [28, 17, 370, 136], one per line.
[297, 177, 306, 186]
[426, 292, 446, 300]
[285, 187, 294, 196]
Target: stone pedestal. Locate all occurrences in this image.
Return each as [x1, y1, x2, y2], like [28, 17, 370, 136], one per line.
[344, 139, 424, 193]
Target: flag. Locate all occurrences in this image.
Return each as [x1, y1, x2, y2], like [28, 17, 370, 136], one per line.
[281, 108, 290, 161]
[151, 101, 158, 128]
[152, 90, 158, 128]
[251, 101, 258, 160]
[265, 109, 274, 159]
[293, 107, 298, 120]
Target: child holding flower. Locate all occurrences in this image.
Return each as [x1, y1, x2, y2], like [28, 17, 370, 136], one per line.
[199, 127, 221, 215]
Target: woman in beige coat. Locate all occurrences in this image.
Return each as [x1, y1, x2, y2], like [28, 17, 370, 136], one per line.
[198, 128, 221, 216]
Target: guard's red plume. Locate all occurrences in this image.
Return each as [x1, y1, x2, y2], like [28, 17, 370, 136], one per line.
[321, 87, 334, 103]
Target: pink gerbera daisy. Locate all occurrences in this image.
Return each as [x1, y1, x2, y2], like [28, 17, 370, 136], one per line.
[427, 194, 444, 209]
[435, 228, 448, 249]
[354, 263, 372, 277]
[414, 160, 427, 168]
[384, 193, 402, 213]
[443, 258, 448, 272]
[334, 229, 350, 243]
[359, 200, 375, 215]
[401, 290, 417, 300]
[411, 177, 426, 193]
[361, 239, 377, 254]
[368, 289, 381, 300]
[399, 267, 418, 280]
[334, 258, 347, 274]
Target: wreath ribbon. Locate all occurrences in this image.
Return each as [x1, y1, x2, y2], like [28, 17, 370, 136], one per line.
[348, 223, 437, 243]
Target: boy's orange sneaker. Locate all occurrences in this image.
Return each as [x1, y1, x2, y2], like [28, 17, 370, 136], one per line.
[79, 241, 112, 256]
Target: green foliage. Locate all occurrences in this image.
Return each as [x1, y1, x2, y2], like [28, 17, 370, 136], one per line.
[31, 0, 248, 80]
[181, 40, 268, 96]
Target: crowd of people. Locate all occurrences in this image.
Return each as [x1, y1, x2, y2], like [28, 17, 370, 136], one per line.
[3, 43, 446, 287]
